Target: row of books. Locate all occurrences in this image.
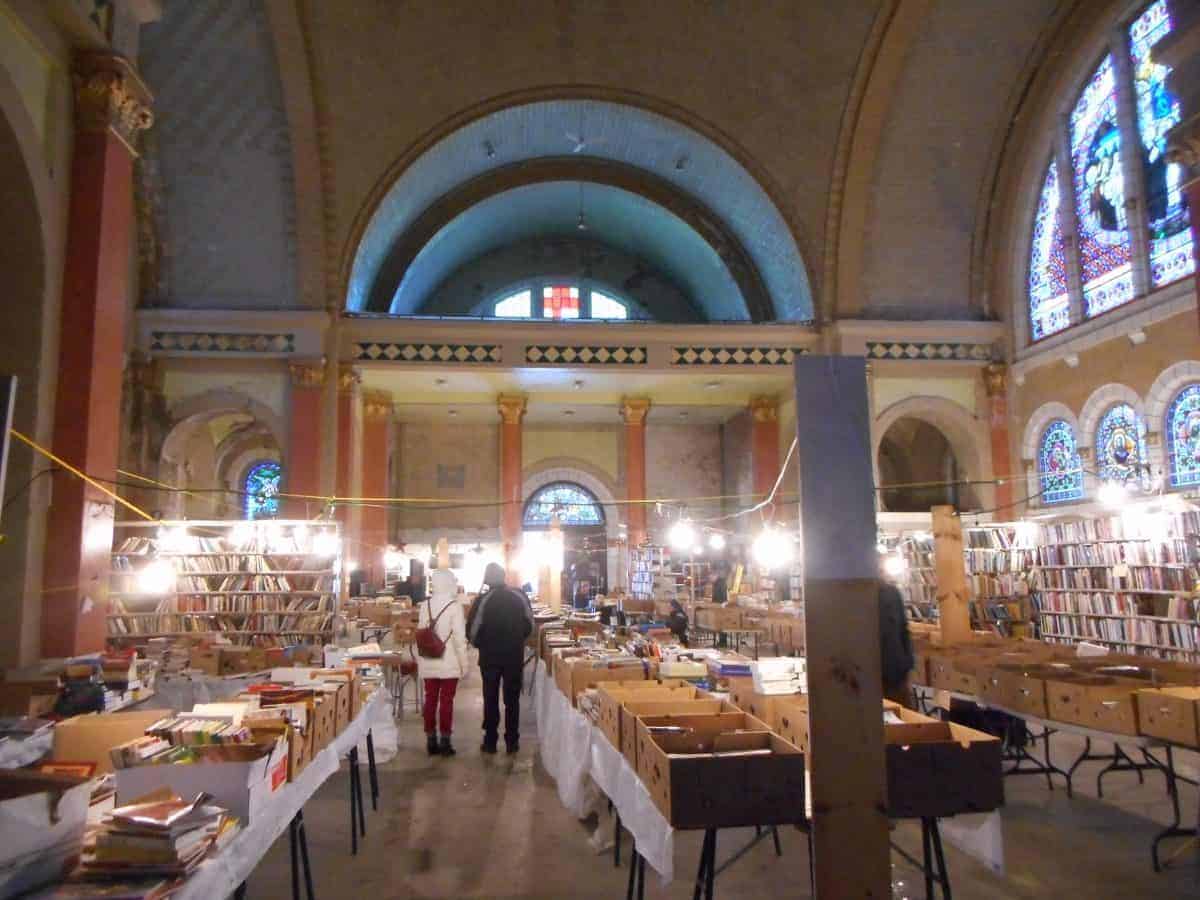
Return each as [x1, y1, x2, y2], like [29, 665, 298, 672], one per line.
[1033, 568, 1196, 592]
[1034, 538, 1194, 567]
[968, 573, 1020, 599]
[1034, 591, 1140, 617]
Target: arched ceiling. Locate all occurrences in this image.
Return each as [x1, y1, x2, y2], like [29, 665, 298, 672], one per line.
[397, 181, 744, 320]
[348, 99, 813, 321]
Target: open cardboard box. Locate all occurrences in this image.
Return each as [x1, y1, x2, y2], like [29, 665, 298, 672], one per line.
[617, 697, 733, 765]
[978, 661, 1074, 719]
[115, 732, 289, 823]
[884, 708, 1003, 818]
[595, 683, 699, 751]
[727, 676, 801, 730]
[554, 657, 660, 706]
[634, 712, 805, 829]
[51, 709, 168, 775]
[1136, 686, 1200, 748]
[1045, 673, 1146, 735]
[773, 697, 902, 756]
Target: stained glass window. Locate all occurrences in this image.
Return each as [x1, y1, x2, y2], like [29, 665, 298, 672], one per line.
[523, 482, 604, 527]
[1029, 162, 1072, 340]
[1070, 54, 1135, 319]
[1039, 420, 1084, 504]
[1096, 404, 1148, 486]
[1167, 384, 1200, 488]
[244, 461, 281, 520]
[494, 290, 531, 318]
[1129, 1, 1195, 288]
[543, 285, 580, 319]
[590, 292, 628, 320]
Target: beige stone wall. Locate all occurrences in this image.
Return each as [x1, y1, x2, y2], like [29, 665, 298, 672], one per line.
[523, 425, 620, 484]
[394, 422, 500, 533]
[721, 410, 755, 516]
[645, 424, 722, 540]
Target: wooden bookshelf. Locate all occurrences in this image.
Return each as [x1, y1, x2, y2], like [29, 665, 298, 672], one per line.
[107, 519, 342, 648]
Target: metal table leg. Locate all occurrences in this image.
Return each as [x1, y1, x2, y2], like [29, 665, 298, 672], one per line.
[1150, 744, 1200, 872]
[289, 810, 315, 900]
[366, 730, 379, 812]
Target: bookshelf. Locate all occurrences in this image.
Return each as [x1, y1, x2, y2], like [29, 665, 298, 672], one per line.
[962, 525, 1037, 638]
[107, 520, 342, 648]
[1030, 509, 1200, 661]
[898, 534, 937, 621]
[629, 545, 666, 603]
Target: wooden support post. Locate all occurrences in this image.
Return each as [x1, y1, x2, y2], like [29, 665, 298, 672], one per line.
[932, 505, 972, 644]
[794, 356, 889, 899]
[436, 537, 450, 571]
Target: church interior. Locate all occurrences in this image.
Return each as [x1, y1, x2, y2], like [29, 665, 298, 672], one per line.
[1, 1, 1200, 897]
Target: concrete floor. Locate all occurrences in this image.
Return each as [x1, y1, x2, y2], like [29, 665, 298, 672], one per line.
[246, 674, 1200, 898]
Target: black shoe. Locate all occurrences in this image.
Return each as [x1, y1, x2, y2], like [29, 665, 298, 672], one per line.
[426, 735, 439, 756]
[439, 736, 456, 757]
[505, 741, 519, 755]
[480, 742, 498, 755]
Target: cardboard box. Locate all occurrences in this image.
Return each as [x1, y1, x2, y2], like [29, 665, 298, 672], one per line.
[726, 676, 800, 730]
[51, 710, 167, 775]
[0, 680, 58, 717]
[554, 657, 659, 706]
[0, 771, 91, 898]
[634, 712, 805, 829]
[621, 597, 654, 615]
[978, 661, 1072, 719]
[219, 646, 268, 676]
[189, 647, 221, 676]
[773, 697, 902, 756]
[1046, 674, 1145, 735]
[361, 603, 394, 627]
[596, 684, 698, 749]
[311, 694, 338, 751]
[116, 734, 289, 823]
[885, 709, 1004, 818]
[619, 698, 732, 766]
[694, 605, 743, 632]
[1136, 687, 1200, 748]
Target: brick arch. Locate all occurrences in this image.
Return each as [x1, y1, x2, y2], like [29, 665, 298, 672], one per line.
[1077, 384, 1146, 449]
[522, 459, 621, 590]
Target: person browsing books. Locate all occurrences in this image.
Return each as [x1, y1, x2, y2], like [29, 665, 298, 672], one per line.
[418, 568, 469, 756]
[467, 562, 533, 754]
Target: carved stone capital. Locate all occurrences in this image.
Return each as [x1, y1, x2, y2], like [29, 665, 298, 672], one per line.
[124, 351, 163, 391]
[362, 388, 393, 421]
[73, 53, 153, 155]
[749, 395, 779, 424]
[497, 394, 527, 425]
[289, 360, 325, 389]
[1077, 447, 1093, 463]
[1145, 430, 1162, 450]
[620, 397, 651, 426]
[983, 362, 1008, 398]
[337, 364, 361, 393]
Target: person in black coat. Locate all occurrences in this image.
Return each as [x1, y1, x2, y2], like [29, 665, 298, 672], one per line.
[878, 580, 915, 707]
[467, 562, 533, 754]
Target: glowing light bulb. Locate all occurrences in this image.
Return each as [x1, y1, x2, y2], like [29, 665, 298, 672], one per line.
[157, 525, 189, 553]
[138, 559, 177, 595]
[383, 546, 403, 569]
[707, 533, 726, 551]
[883, 554, 907, 578]
[753, 528, 793, 568]
[1098, 482, 1128, 508]
[691, 545, 704, 557]
[229, 521, 255, 548]
[668, 520, 695, 550]
[311, 530, 339, 558]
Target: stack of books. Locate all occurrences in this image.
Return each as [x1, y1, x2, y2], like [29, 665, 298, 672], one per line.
[74, 790, 237, 886]
[109, 716, 254, 769]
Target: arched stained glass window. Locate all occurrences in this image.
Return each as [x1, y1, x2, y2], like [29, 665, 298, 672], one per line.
[1029, 161, 1071, 341]
[1167, 384, 1200, 488]
[1039, 420, 1084, 504]
[244, 461, 281, 520]
[494, 290, 531, 318]
[590, 292, 628, 320]
[1096, 404, 1148, 486]
[542, 285, 580, 319]
[490, 282, 636, 320]
[1129, 1, 1195, 288]
[1070, 54, 1135, 319]
[523, 482, 605, 527]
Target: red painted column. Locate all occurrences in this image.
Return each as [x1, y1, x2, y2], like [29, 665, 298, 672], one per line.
[750, 396, 781, 519]
[336, 365, 363, 569]
[498, 395, 527, 567]
[285, 361, 326, 518]
[621, 398, 650, 546]
[360, 389, 392, 583]
[984, 363, 1015, 513]
[41, 55, 152, 658]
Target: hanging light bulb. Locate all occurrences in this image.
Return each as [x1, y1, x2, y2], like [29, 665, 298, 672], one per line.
[1098, 481, 1128, 509]
[883, 554, 908, 578]
[137, 559, 177, 595]
[708, 532, 726, 551]
[753, 528, 793, 568]
[668, 520, 695, 550]
[383, 546, 404, 570]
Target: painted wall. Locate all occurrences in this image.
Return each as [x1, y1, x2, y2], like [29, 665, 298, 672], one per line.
[646, 424, 721, 540]
[394, 422, 500, 533]
[721, 410, 755, 517]
[523, 425, 620, 484]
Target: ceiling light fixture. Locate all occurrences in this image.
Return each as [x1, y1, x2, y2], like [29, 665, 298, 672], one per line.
[564, 409, 576, 417]
[704, 380, 721, 390]
[448, 409, 458, 417]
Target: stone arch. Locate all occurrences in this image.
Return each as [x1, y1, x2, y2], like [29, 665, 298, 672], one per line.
[873, 396, 991, 510]
[1145, 360, 1200, 483]
[1022, 400, 1085, 504]
[1077, 384, 1146, 449]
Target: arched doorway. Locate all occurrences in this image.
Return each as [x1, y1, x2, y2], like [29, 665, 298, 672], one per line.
[523, 481, 608, 606]
[877, 417, 979, 512]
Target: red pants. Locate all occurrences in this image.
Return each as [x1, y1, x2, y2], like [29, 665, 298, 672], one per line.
[422, 677, 459, 735]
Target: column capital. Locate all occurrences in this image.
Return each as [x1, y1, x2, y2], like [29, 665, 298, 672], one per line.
[497, 394, 527, 425]
[749, 394, 779, 424]
[982, 362, 1008, 398]
[73, 52, 153, 155]
[620, 397, 651, 426]
[124, 351, 163, 391]
[362, 388, 393, 421]
[1145, 429, 1163, 449]
[289, 360, 326, 388]
[337, 363, 361, 393]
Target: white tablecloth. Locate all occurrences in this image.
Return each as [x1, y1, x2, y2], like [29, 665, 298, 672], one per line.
[175, 688, 389, 900]
[534, 668, 676, 882]
[0, 731, 53, 769]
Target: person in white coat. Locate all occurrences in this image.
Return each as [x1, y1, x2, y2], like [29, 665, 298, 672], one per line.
[417, 568, 470, 756]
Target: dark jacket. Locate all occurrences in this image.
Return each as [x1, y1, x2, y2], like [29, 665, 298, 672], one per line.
[467, 584, 533, 668]
[878, 582, 914, 688]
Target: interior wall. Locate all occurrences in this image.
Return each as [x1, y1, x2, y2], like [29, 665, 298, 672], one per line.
[721, 410, 754, 517]
[645, 423, 721, 541]
[394, 422, 499, 533]
[523, 425, 619, 484]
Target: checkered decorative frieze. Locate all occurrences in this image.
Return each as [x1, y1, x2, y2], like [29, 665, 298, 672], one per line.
[670, 346, 806, 366]
[865, 341, 994, 362]
[524, 345, 647, 365]
[150, 332, 295, 353]
[353, 343, 502, 363]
